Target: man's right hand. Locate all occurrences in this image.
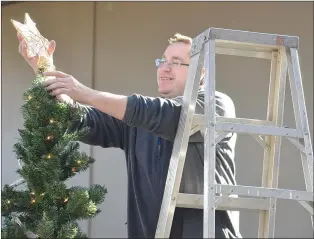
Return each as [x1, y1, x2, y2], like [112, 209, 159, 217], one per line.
[17, 34, 73, 104]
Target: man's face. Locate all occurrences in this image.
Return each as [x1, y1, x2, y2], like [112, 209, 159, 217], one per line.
[156, 42, 190, 98]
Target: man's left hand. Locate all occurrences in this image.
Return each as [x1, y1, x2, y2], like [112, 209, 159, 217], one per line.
[43, 71, 93, 105]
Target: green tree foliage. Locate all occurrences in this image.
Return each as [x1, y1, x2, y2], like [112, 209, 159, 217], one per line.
[2, 73, 107, 239]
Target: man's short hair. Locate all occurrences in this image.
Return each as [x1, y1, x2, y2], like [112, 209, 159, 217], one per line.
[168, 33, 192, 45]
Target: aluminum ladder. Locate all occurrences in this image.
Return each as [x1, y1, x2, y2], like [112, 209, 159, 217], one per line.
[155, 27, 313, 238]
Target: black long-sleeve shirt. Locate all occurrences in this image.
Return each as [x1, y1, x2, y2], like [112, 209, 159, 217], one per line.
[75, 89, 241, 238]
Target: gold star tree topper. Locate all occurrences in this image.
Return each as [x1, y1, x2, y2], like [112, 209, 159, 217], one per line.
[11, 13, 55, 72]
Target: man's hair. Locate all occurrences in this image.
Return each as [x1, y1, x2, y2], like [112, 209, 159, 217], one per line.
[168, 33, 192, 45]
[168, 33, 205, 86]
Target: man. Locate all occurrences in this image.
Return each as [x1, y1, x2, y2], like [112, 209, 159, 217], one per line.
[17, 33, 241, 238]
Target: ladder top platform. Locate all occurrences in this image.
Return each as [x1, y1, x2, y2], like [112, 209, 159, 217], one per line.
[190, 28, 299, 56]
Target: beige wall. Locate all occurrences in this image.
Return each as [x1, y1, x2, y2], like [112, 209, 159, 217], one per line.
[2, 2, 313, 238]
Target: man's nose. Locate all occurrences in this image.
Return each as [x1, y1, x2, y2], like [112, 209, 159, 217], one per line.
[159, 63, 171, 72]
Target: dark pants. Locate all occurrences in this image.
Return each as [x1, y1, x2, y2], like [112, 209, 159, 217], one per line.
[170, 208, 239, 238]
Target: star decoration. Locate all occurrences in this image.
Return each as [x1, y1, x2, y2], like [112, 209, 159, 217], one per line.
[11, 13, 55, 72]
[11, 13, 50, 58]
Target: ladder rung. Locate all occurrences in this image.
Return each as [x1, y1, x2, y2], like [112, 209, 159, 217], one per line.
[216, 46, 275, 60]
[177, 193, 270, 211]
[192, 115, 303, 138]
[193, 115, 276, 127]
[216, 122, 302, 138]
[216, 184, 313, 201]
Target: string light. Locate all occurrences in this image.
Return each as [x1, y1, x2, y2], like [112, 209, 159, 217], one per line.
[28, 95, 32, 100]
[64, 198, 68, 203]
[46, 135, 53, 140]
[77, 160, 81, 164]
[40, 193, 45, 196]
[49, 118, 55, 123]
[7, 200, 10, 204]
[72, 168, 76, 172]
[47, 154, 52, 159]
[31, 199, 36, 204]
[30, 192, 35, 195]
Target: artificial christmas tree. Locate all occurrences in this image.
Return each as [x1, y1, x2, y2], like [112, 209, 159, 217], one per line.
[1, 13, 107, 238]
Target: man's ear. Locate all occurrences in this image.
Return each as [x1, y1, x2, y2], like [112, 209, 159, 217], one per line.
[47, 40, 56, 57]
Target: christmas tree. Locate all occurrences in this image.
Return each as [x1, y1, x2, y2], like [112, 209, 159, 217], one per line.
[1, 13, 107, 239]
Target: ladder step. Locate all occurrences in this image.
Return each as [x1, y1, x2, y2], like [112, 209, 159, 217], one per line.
[193, 115, 275, 127]
[192, 115, 303, 138]
[209, 27, 299, 48]
[190, 27, 299, 56]
[216, 46, 275, 60]
[215, 38, 280, 60]
[216, 122, 301, 137]
[216, 184, 313, 201]
[176, 185, 312, 211]
[177, 193, 270, 211]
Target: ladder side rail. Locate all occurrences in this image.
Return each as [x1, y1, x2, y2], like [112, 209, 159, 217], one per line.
[258, 47, 288, 238]
[203, 38, 217, 238]
[155, 47, 205, 238]
[286, 48, 314, 192]
[286, 47, 314, 227]
[259, 51, 279, 238]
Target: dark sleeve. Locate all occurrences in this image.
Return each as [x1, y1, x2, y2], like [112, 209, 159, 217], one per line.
[73, 103, 128, 149]
[122, 90, 236, 142]
[122, 90, 206, 141]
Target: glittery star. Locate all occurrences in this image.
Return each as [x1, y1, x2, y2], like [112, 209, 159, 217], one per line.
[11, 13, 50, 58]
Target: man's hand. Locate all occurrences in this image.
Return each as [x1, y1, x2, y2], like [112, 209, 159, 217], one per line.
[18, 34, 72, 104]
[43, 71, 128, 120]
[43, 71, 94, 105]
[17, 33, 56, 73]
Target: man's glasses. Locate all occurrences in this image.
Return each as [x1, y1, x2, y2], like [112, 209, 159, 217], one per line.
[155, 58, 189, 69]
